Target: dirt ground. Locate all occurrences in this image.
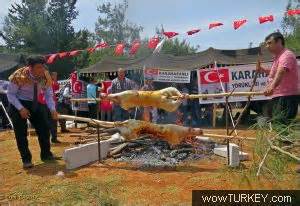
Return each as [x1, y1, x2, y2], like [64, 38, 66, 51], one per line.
[0, 127, 299, 205]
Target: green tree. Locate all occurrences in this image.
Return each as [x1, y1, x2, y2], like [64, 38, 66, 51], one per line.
[47, 0, 78, 52]
[1, 0, 78, 53]
[155, 25, 197, 56]
[95, 0, 143, 44]
[281, 0, 300, 52]
[2, 0, 50, 52]
[70, 29, 95, 50]
[162, 38, 197, 56]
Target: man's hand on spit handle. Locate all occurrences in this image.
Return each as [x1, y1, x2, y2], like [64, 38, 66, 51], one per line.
[264, 83, 275, 96]
[256, 58, 263, 74]
[179, 93, 189, 100]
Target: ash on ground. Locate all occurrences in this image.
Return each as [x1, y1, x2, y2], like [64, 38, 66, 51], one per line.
[114, 137, 216, 168]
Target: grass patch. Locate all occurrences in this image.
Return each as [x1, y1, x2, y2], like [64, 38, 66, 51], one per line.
[7, 177, 120, 205]
[162, 185, 180, 194]
[187, 173, 222, 184]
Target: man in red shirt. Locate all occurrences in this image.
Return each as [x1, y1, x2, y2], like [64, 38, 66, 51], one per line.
[257, 32, 299, 124]
[38, 72, 61, 143]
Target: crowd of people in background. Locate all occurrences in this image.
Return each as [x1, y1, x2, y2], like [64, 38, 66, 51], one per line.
[84, 68, 214, 127]
[0, 32, 298, 170]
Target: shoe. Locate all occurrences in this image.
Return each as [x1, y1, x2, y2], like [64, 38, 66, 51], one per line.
[51, 139, 62, 144]
[41, 155, 61, 162]
[296, 166, 300, 173]
[23, 162, 34, 169]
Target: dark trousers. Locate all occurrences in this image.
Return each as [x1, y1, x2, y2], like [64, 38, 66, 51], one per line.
[9, 100, 52, 163]
[41, 104, 58, 141]
[101, 110, 112, 121]
[113, 105, 130, 121]
[271, 95, 299, 125]
[57, 102, 71, 131]
[88, 103, 98, 119]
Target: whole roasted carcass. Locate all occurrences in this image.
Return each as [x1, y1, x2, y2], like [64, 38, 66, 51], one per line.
[105, 87, 185, 112]
[107, 119, 203, 146]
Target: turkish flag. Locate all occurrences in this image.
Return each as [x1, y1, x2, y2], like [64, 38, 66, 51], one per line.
[233, 19, 247, 30]
[102, 80, 112, 93]
[187, 29, 201, 35]
[163, 32, 179, 39]
[46, 54, 58, 64]
[144, 68, 159, 76]
[69, 50, 80, 57]
[200, 68, 229, 84]
[209, 22, 223, 29]
[70, 71, 77, 83]
[72, 80, 83, 94]
[287, 9, 300, 16]
[129, 41, 141, 55]
[87, 47, 95, 54]
[148, 37, 160, 49]
[95, 42, 109, 49]
[58, 52, 69, 59]
[259, 15, 274, 24]
[115, 43, 125, 56]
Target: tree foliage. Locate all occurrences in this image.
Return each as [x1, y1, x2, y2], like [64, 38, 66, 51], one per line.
[1, 0, 79, 53]
[95, 0, 143, 44]
[162, 38, 197, 56]
[2, 0, 49, 52]
[155, 25, 197, 56]
[46, 0, 79, 52]
[281, 0, 300, 53]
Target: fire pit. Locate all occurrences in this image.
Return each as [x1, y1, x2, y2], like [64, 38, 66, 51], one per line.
[111, 137, 216, 168]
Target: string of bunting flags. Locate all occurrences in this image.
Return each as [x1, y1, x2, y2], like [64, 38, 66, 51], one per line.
[45, 9, 300, 64]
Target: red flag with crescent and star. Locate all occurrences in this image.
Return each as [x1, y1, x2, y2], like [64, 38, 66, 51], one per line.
[233, 19, 247, 30]
[287, 9, 300, 16]
[163, 32, 179, 39]
[115, 43, 125, 56]
[200, 69, 229, 84]
[129, 41, 141, 55]
[187, 29, 201, 35]
[148, 37, 160, 49]
[259, 15, 274, 24]
[209, 22, 223, 29]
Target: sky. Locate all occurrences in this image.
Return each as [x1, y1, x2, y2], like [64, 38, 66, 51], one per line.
[0, 0, 291, 50]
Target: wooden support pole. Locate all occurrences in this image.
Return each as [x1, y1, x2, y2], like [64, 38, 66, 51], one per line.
[58, 114, 115, 128]
[202, 133, 256, 141]
[212, 104, 216, 128]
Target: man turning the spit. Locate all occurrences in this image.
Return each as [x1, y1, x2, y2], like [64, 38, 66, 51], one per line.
[257, 32, 299, 124]
[111, 68, 136, 121]
[7, 55, 59, 169]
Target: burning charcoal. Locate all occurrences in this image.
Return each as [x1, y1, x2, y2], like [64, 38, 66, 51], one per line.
[113, 137, 214, 167]
[169, 150, 178, 158]
[127, 142, 140, 148]
[177, 153, 188, 160]
[160, 154, 167, 161]
[152, 147, 162, 155]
